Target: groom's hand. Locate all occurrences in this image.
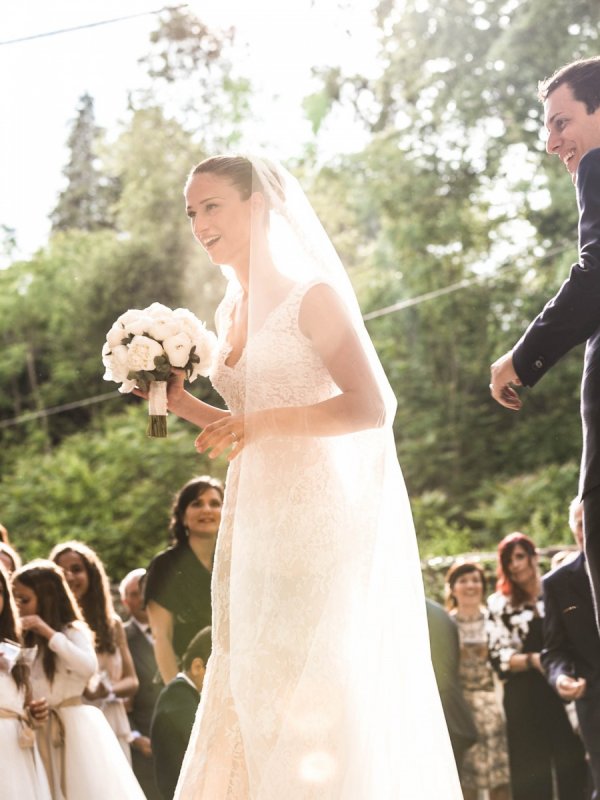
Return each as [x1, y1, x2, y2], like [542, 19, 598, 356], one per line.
[490, 351, 522, 410]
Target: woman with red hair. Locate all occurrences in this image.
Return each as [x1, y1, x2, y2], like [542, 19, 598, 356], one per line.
[488, 532, 586, 800]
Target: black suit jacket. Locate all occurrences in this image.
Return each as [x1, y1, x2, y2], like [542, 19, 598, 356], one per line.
[150, 676, 199, 800]
[426, 599, 477, 767]
[542, 552, 600, 752]
[125, 619, 163, 736]
[512, 147, 600, 498]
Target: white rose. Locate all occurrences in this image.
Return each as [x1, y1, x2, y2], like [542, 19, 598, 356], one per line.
[123, 316, 155, 337]
[189, 329, 217, 379]
[118, 378, 137, 394]
[127, 335, 165, 372]
[163, 331, 193, 368]
[102, 344, 131, 384]
[106, 324, 128, 349]
[109, 345, 131, 382]
[147, 317, 181, 342]
[145, 302, 173, 318]
[172, 308, 203, 340]
[116, 308, 143, 327]
[102, 342, 114, 380]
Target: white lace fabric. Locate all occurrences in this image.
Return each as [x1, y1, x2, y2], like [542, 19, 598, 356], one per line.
[174, 158, 462, 799]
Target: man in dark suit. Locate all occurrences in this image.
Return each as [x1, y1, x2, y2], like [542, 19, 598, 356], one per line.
[121, 568, 163, 800]
[150, 626, 212, 800]
[542, 498, 600, 798]
[490, 57, 600, 623]
[425, 598, 477, 774]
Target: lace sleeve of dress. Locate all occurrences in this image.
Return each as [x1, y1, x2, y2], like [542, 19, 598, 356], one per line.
[486, 593, 517, 678]
[49, 624, 98, 679]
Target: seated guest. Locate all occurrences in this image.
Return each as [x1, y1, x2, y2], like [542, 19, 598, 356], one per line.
[150, 627, 212, 800]
[543, 497, 600, 799]
[426, 598, 477, 774]
[121, 568, 163, 800]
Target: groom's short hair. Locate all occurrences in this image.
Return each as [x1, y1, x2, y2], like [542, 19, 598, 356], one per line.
[538, 56, 600, 114]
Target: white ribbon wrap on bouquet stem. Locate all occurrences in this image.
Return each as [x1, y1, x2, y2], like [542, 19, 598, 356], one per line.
[148, 381, 168, 416]
[147, 381, 168, 437]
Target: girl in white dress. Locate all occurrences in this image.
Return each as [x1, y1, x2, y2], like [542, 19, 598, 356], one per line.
[50, 540, 138, 761]
[0, 562, 51, 800]
[12, 559, 146, 800]
[133, 156, 461, 798]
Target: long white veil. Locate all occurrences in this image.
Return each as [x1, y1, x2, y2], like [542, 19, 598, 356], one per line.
[177, 156, 462, 798]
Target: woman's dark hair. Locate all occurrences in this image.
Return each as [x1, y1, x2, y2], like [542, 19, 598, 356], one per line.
[13, 559, 85, 683]
[49, 541, 116, 654]
[538, 56, 600, 114]
[170, 475, 224, 547]
[444, 561, 486, 611]
[496, 532, 537, 605]
[0, 541, 22, 573]
[188, 155, 285, 208]
[0, 563, 28, 690]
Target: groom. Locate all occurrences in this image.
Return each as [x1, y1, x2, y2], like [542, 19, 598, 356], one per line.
[490, 56, 600, 622]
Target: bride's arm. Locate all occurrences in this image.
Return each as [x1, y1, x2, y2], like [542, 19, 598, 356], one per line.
[196, 284, 386, 458]
[273, 283, 386, 433]
[166, 377, 229, 428]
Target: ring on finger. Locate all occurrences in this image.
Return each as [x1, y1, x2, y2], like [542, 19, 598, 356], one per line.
[230, 431, 238, 442]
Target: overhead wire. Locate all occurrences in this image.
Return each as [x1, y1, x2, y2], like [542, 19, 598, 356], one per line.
[0, 5, 188, 47]
[0, 3, 576, 426]
[0, 238, 574, 429]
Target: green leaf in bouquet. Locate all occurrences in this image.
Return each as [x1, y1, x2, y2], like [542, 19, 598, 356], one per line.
[185, 346, 200, 378]
[131, 372, 149, 394]
[152, 354, 171, 381]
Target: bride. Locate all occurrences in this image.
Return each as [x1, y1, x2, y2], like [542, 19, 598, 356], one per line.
[156, 155, 461, 798]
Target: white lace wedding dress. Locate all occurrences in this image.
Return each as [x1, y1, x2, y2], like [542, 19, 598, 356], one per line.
[175, 282, 461, 799]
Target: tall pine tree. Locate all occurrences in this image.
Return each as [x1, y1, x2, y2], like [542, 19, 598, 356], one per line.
[50, 93, 118, 232]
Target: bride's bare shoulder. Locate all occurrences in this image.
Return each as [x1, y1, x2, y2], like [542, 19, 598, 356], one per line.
[298, 282, 349, 339]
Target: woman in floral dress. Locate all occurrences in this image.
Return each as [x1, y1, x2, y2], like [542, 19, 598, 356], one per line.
[487, 532, 586, 800]
[446, 560, 510, 800]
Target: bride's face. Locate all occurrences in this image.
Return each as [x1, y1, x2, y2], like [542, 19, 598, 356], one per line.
[185, 172, 252, 268]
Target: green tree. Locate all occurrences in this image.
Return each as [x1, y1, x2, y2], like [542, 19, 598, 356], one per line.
[135, 5, 252, 150]
[50, 93, 119, 232]
[0, 405, 227, 579]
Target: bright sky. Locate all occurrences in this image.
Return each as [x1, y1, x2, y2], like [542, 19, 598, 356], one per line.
[0, 0, 379, 262]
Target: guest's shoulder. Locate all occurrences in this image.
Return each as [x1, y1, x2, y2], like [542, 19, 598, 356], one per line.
[543, 551, 584, 587]
[157, 676, 197, 707]
[146, 545, 182, 577]
[486, 591, 506, 615]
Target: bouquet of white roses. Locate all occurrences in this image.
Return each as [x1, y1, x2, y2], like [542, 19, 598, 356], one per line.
[102, 302, 216, 437]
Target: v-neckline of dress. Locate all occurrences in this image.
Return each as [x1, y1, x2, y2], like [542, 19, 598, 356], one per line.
[222, 282, 302, 370]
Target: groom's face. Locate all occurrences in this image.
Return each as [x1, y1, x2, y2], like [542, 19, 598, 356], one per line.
[544, 82, 600, 185]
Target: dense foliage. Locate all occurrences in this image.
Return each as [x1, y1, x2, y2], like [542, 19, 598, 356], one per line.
[1, 2, 596, 579]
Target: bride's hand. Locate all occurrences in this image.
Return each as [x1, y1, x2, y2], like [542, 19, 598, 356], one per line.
[195, 414, 245, 461]
[132, 369, 187, 410]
